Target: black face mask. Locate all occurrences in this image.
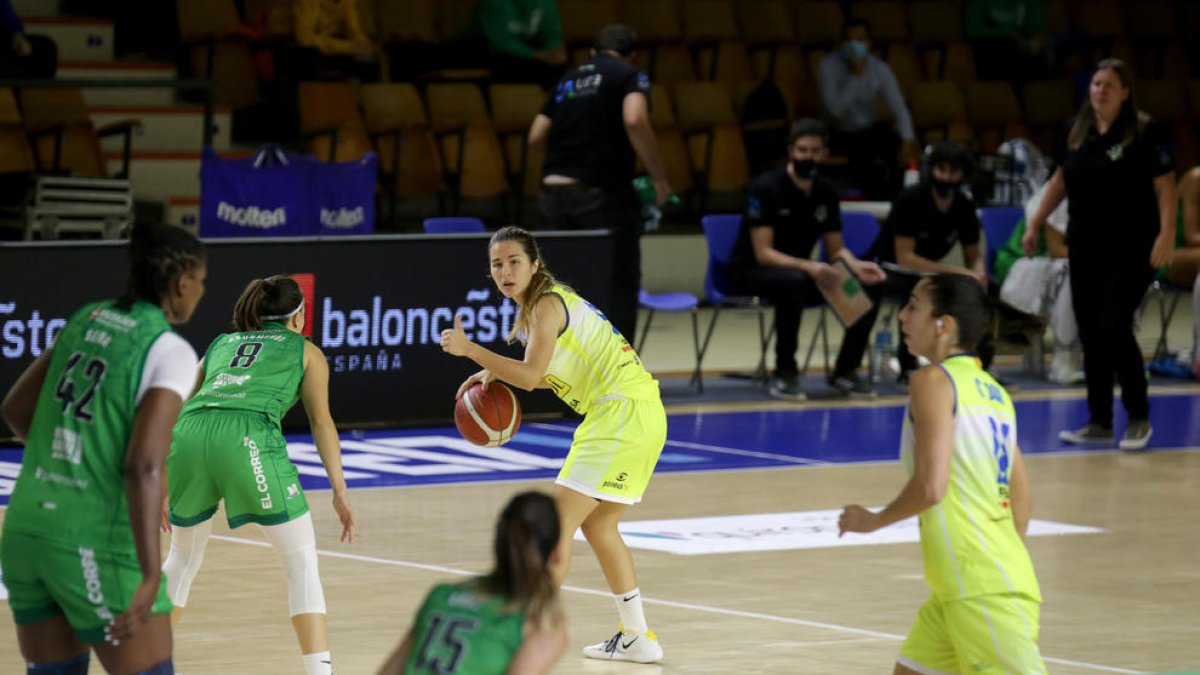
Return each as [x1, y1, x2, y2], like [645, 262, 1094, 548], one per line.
[932, 179, 959, 198]
[791, 159, 818, 179]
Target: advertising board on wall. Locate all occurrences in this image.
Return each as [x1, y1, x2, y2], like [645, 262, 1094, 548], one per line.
[0, 232, 615, 435]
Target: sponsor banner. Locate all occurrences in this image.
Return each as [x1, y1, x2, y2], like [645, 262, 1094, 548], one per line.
[200, 145, 376, 237]
[0, 232, 615, 432]
[200, 146, 312, 237]
[579, 510, 1105, 555]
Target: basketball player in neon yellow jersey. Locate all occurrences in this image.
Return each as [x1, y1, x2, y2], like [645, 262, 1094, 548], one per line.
[440, 226, 667, 664]
[839, 273, 1045, 674]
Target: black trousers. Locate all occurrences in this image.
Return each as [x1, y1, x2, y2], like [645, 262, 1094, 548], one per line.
[538, 184, 641, 341]
[1069, 242, 1156, 427]
[731, 266, 875, 378]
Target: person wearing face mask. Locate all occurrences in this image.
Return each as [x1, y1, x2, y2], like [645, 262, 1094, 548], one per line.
[729, 119, 887, 400]
[855, 141, 992, 384]
[818, 17, 918, 200]
[1022, 59, 1177, 451]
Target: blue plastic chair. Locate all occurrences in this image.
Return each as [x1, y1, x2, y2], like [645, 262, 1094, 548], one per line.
[979, 206, 1024, 275]
[699, 214, 774, 388]
[422, 217, 486, 234]
[637, 289, 703, 391]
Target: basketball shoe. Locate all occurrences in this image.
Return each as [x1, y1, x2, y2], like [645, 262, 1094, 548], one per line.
[582, 629, 663, 663]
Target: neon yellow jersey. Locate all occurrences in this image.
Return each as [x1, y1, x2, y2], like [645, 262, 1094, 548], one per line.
[542, 285, 658, 414]
[899, 354, 1041, 602]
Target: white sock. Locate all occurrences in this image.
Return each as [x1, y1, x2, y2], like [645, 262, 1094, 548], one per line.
[303, 651, 332, 675]
[614, 587, 649, 635]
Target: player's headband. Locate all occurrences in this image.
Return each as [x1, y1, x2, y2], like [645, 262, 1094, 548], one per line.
[262, 298, 304, 321]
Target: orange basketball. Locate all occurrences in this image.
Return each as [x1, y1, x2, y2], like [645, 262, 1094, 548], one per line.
[454, 382, 522, 447]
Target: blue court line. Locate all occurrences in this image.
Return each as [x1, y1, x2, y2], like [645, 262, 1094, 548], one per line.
[1, 392, 1196, 503]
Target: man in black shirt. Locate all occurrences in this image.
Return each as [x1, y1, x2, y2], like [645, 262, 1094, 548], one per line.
[732, 119, 886, 400]
[528, 23, 670, 340]
[859, 140, 990, 380]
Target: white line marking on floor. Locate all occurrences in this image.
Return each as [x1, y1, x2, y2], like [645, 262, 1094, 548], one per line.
[211, 534, 1146, 674]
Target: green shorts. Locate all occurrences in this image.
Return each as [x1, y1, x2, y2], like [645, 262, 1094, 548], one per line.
[899, 593, 1045, 675]
[0, 529, 172, 643]
[169, 412, 309, 529]
[556, 395, 666, 504]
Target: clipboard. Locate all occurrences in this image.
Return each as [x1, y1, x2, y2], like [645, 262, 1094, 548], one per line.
[816, 258, 874, 328]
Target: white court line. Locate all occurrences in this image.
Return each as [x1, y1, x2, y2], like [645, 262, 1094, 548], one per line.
[211, 534, 1146, 674]
[526, 422, 828, 465]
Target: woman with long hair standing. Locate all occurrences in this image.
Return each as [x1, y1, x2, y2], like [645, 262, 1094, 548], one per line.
[1, 222, 207, 675]
[440, 226, 667, 663]
[1023, 58, 1177, 449]
[377, 491, 568, 674]
[162, 275, 355, 675]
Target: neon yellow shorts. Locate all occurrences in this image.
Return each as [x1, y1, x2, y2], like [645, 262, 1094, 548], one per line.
[898, 593, 1045, 675]
[556, 395, 666, 504]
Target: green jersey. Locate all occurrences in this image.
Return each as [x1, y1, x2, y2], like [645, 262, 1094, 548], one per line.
[182, 322, 305, 427]
[542, 284, 658, 414]
[5, 301, 173, 550]
[900, 355, 1041, 602]
[406, 581, 525, 675]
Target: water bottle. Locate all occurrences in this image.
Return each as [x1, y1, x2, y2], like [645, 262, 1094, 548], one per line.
[640, 205, 663, 233]
[993, 141, 1012, 205]
[1010, 141, 1029, 205]
[870, 329, 893, 384]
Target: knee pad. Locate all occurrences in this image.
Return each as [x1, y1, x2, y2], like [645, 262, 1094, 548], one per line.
[262, 513, 326, 616]
[134, 657, 173, 675]
[162, 519, 213, 607]
[28, 653, 89, 675]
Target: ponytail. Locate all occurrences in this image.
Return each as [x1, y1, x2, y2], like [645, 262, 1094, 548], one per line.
[231, 275, 303, 331]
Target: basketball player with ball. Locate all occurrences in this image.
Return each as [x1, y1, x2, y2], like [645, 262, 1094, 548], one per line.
[440, 226, 668, 664]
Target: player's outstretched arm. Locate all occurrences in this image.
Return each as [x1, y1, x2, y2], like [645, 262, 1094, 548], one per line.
[839, 367, 954, 536]
[301, 341, 355, 543]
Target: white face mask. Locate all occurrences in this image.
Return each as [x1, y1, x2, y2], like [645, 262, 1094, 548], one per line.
[843, 39, 869, 61]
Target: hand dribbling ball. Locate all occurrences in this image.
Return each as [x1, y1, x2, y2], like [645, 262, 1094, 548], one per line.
[455, 382, 522, 447]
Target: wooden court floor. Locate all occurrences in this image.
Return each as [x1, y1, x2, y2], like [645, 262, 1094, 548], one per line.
[1, 398, 1198, 674]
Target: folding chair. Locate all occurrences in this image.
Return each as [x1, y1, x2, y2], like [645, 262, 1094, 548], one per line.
[423, 217, 485, 234]
[1146, 280, 1189, 360]
[636, 289, 703, 391]
[697, 214, 775, 388]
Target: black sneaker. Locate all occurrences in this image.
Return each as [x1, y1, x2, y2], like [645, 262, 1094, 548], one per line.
[1058, 423, 1115, 445]
[828, 372, 876, 399]
[1119, 419, 1153, 450]
[768, 375, 806, 401]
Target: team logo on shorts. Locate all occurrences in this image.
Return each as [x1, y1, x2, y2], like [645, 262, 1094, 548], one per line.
[602, 473, 629, 491]
[287, 483, 300, 500]
[79, 547, 114, 623]
[245, 437, 273, 510]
